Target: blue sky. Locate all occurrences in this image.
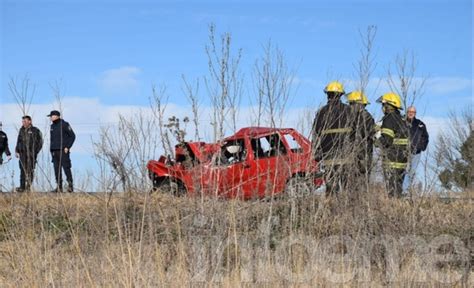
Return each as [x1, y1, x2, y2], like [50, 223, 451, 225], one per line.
[2, 0, 471, 107]
[0, 0, 472, 190]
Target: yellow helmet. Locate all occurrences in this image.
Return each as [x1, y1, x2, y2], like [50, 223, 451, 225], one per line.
[347, 91, 370, 105]
[324, 81, 345, 94]
[377, 92, 403, 109]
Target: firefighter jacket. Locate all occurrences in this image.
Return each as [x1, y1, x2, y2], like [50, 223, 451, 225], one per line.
[311, 99, 354, 163]
[15, 125, 43, 158]
[379, 110, 410, 170]
[351, 106, 375, 172]
[50, 119, 76, 151]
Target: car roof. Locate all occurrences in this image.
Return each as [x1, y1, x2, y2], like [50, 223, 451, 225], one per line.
[225, 127, 294, 141]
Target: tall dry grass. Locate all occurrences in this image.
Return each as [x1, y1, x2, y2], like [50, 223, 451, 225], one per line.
[0, 189, 472, 287]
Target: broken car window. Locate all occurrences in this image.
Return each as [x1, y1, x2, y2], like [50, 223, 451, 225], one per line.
[251, 133, 287, 159]
[217, 139, 247, 165]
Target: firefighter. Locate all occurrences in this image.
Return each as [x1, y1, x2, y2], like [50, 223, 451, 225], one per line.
[311, 81, 354, 196]
[48, 110, 76, 192]
[0, 122, 12, 192]
[376, 92, 409, 197]
[15, 116, 43, 192]
[346, 91, 375, 183]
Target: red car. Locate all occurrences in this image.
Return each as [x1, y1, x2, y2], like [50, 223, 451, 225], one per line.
[147, 127, 323, 199]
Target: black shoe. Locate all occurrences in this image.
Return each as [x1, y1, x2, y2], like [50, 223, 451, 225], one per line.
[15, 187, 25, 193]
[67, 184, 74, 193]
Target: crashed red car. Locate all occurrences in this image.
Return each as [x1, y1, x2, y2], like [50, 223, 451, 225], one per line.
[147, 127, 323, 199]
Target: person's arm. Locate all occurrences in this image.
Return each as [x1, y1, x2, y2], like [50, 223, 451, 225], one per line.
[4, 134, 11, 157]
[311, 110, 323, 161]
[63, 122, 76, 149]
[35, 128, 43, 155]
[365, 114, 376, 150]
[420, 121, 429, 151]
[15, 130, 22, 156]
[379, 115, 395, 148]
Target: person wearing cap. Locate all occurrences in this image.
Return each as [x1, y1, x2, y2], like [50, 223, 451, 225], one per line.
[311, 81, 354, 196]
[48, 110, 76, 192]
[15, 116, 43, 192]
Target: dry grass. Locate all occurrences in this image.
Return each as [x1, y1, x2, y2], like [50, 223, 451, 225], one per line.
[0, 189, 472, 287]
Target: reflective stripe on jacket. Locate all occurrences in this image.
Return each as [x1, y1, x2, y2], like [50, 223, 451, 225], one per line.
[379, 110, 409, 169]
[311, 100, 354, 161]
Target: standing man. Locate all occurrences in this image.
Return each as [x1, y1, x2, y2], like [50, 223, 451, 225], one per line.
[15, 116, 43, 192]
[346, 91, 375, 185]
[0, 122, 12, 192]
[311, 81, 354, 196]
[0, 122, 12, 164]
[376, 92, 410, 197]
[403, 106, 429, 193]
[48, 110, 76, 192]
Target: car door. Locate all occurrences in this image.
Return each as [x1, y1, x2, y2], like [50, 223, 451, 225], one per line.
[204, 138, 252, 198]
[250, 133, 291, 198]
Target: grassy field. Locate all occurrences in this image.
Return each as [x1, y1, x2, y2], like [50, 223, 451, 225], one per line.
[0, 190, 472, 287]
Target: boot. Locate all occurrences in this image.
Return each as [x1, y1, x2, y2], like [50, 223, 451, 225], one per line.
[67, 182, 74, 193]
[15, 187, 25, 193]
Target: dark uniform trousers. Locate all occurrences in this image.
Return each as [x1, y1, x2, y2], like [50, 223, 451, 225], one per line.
[51, 150, 73, 188]
[324, 161, 350, 196]
[19, 154, 37, 190]
[384, 166, 406, 198]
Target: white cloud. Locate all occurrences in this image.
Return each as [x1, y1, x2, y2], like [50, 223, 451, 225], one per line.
[426, 77, 472, 94]
[98, 66, 141, 96]
[421, 116, 450, 143]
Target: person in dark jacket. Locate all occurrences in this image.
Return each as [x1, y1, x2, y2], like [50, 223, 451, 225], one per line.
[346, 91, 375, 187]
[376, 92, 410, 197]
[403, 106, 429, 192]
[47, 110, 76, 192]
[0, 122, 12, 192]
[311, 81, 354, 196]
[15, 116, 43, 192]
[0, 122, 12, 165]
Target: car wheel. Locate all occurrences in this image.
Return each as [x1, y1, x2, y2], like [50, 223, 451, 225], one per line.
[284, 176, 311, 198]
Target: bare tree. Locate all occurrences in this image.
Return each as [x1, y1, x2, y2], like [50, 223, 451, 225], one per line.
[8, 74, 36, 115]
[205, 24, 243, 141]
[150, 84, 174, 158]
[50, 79, 66, 112]
[387, 50, 427, 110]
[253, 41, 295, 128]
[182, 75, 201, 141]
[354, 25, 377, 95]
